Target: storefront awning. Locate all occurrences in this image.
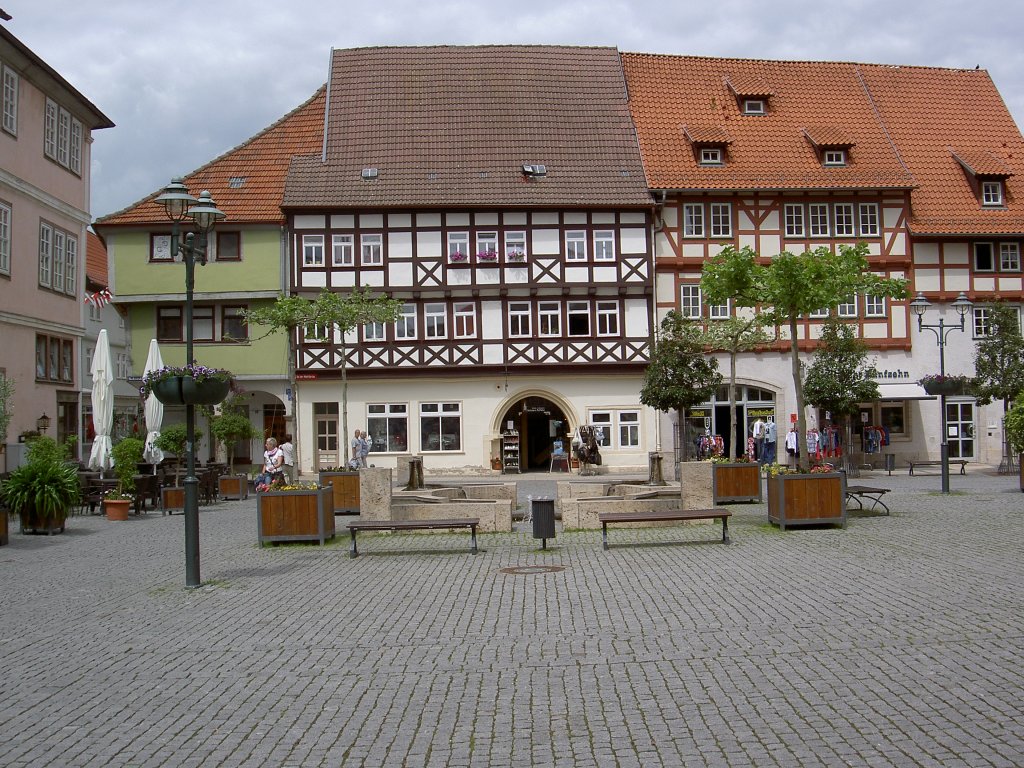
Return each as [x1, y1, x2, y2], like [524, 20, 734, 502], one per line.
[875, 382, 936, 401]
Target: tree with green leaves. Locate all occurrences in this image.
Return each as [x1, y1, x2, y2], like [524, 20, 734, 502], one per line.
[803, 318, 880, 466]
[1004, 393, 1024, 456]
[0, 374, 13, 457]
[971, 302, 1024, 470]
[244, 287, 403, 464]
[209, 391, 258, 472]
[702, 314, 771, 459]
[703, 243, 907, 470]
[640, 311, 723, 461]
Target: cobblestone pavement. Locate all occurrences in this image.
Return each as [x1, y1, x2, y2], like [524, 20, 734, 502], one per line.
[1, 467, 1022, 767]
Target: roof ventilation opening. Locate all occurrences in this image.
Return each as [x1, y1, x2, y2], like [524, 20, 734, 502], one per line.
[521, 163, 547, 178]
[228, 176, 246, 188]
[361, 167, 379, 180]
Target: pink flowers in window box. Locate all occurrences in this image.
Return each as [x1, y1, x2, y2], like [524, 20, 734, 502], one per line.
[449, 251, 467, 263]
[506, 250, 526, 262]
[477, 250, 499, 262]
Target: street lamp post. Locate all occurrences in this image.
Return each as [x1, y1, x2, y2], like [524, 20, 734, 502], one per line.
[909, 291, 973, 494]
[154, 179, 225, 587]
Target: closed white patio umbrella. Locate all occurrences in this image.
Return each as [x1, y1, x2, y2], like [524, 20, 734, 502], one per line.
[142, 338, 165, 469]
[87, 329, 114, 474]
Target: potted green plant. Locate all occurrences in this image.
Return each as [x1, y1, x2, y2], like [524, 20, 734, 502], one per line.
[141, 363, 233, 406]
[155, 423, 204, 512]
[107, 437, 145, 520]
[210, 410, 257, 500]
[0, 436, 80, 535]
[1004, 394, 1024, 491]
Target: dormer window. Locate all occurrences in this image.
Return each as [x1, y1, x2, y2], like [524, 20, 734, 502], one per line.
[824, 149, 847, 166]
[700, 148, 723, 166]
[743, 99, 765, 115]
[982, 180, 1004, 206]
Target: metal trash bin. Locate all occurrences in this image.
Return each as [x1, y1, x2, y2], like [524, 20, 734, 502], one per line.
[883, 453, 895, 475]
[531, 496, 556, 549]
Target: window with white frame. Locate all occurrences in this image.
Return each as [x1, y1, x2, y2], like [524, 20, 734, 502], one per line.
[538, 301, 561, 336]
[453, 301, 476, 338]
[0, 201, 10, 275]
[424, 302, 447, 339]
[596, 300, 619, 335]
[824, 149, 846, 166]
[683, 203, 704, 237]
[589, 411, 613, 447]
[332, 234, 354, 266]
[476, 231, 498, 261]
[710, 203, 732, 238]
[973, 306, 993, 337]
[44, 99, 57, 159]
[982, 180, 1004, 206]
[69, 118, 82, 175]
[302, 234, 324, 266]
[708, 299, 730, 320]
[618, 411, 640, 448]
[593, 230, 615, 261]
[2, 64, 17, 136]
[361, 233, 382, 265]
[700, 148, 723, 165]
[809, 204, 830, 237]
[809, 306, 829, 318]
[53, 230, 65, 293]
[509, 302, 531, 337]
[363, 320, 385, 342]
[56, 107, 70, 168]
[680, 285, 701, 319]
[420, 402, 461, 452]
[837, 295, 857, 318]
[859, 203, 880, 236]
[38, 222, 52, 288]
[304, 322, 332, 342]
[974, 242, 995, 272]
[505, 231, 527, 261]
[448, 231, 469, 261]
[784, 204, 805, 238]
[1000, 243, 1021, 272]
[395, 303, 417, 339]
[864, 294, 886, 318]
[65, 235, 77, 294]
[743, 99, 765, 115]
[834, 204, 855, 237]
[367, 403, 408, 453]
[567, 301, 590, 336]
[565, 230, 587, 261]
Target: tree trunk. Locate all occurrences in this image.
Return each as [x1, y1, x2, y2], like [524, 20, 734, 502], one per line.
[341, 337, 350, 465]
[678, 407, 688, 462]
[790, 316, 808, 471]
[728, 349, 739, 460]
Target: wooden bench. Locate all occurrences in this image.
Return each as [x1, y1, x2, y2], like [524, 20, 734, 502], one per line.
[845, 485, 891, 515]
[907, 459, 967, 476]
[598, 508, 732, 550]
[346, 518, 480, 558]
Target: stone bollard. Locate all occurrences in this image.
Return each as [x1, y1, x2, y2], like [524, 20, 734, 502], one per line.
[647, 451, 666, 486]
[405, 456, 424, 491]
[359, 467, 393, 521]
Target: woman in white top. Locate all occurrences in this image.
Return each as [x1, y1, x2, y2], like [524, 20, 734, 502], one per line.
[259, 437, 285, 486]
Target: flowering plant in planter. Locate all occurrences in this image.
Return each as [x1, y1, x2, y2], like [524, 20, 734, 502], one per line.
[255, 475, 287, 494]
[449, 250, 467, 263]
[809, 463, 836, 474]
[763, 462, 798, 477]
[917, 373, 973, 395]
[477, 249, 499, 262]
[712, 454, 753, 464]
[140, 364, 234, 399]
[506, 249, 526, 262]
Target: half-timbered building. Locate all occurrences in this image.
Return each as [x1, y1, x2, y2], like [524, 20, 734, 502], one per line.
[623, 54, 1024, 467]
[283, 46, 657, 472]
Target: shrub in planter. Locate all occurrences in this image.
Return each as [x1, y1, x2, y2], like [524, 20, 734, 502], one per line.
[0, 437, 80, 534]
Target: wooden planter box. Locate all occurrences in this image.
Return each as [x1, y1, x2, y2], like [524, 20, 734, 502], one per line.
[318, 471, 360, 514]
[1, 510, 8, 545]
[19, 508, 66, 535]
[767, 472, 846, 530]
[712, 462, 762, 503]
[218, 474, 249, 501]
[257, 487, 334, 545]
[161, 486, 185, 514]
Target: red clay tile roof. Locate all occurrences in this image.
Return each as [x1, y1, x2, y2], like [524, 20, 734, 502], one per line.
[724, 74, 773, 98]
[622, 53, 915, 192]
[950, 149, 1013, 178]
[86, 230, 107, 287]
[683, 125, 733, 145]
[858, 64, 1024, 235]
[283, 46, 652, 210]
[802, 126, 855, 148]
[95, 86, 326, 227]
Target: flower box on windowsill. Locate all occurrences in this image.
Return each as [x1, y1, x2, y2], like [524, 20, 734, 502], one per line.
[448, 252, 469, 266]
[506, 251, 527, 263]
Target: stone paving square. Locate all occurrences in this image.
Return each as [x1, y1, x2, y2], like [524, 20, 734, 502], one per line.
[0, 468, 1022, 767]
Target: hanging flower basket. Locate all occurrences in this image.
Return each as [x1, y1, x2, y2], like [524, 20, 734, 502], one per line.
[918, 374, 971, 396]
[143, 364, 233, 405]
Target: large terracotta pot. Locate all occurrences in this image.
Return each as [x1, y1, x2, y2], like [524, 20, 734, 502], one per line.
[152, 376, 230, 406]
[767, 472, 846, 530]
[257, 487, 334, 545]
[104, 498, 131, 521]
[712, 462, 762, 503]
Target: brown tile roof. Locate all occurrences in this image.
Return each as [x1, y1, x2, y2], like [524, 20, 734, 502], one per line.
[950, 149, 1013, 178]
[622, 53, 914, 192]
[724, 74, 773, 98]
[802, 126, 855, 148]
[85, 230, 107, 287]
[683, 125, 733, 145]
[283, 46, 652, 210]
[858, 65, 1024, 235]
[96, 86, 326, 227]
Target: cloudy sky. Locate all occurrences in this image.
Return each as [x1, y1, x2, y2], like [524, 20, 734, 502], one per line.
[5, 0, 1024, 220]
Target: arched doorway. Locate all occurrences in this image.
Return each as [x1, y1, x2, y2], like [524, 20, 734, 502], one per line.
[498, 395, 572, 471]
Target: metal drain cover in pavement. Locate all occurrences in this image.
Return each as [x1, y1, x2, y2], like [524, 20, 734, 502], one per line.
[499, 565, 566, 575]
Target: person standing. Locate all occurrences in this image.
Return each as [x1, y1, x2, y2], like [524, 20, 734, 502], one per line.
[350, 429, 363, 469]
[280, 433, 295, 482]
[358, 430, 371, 467]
